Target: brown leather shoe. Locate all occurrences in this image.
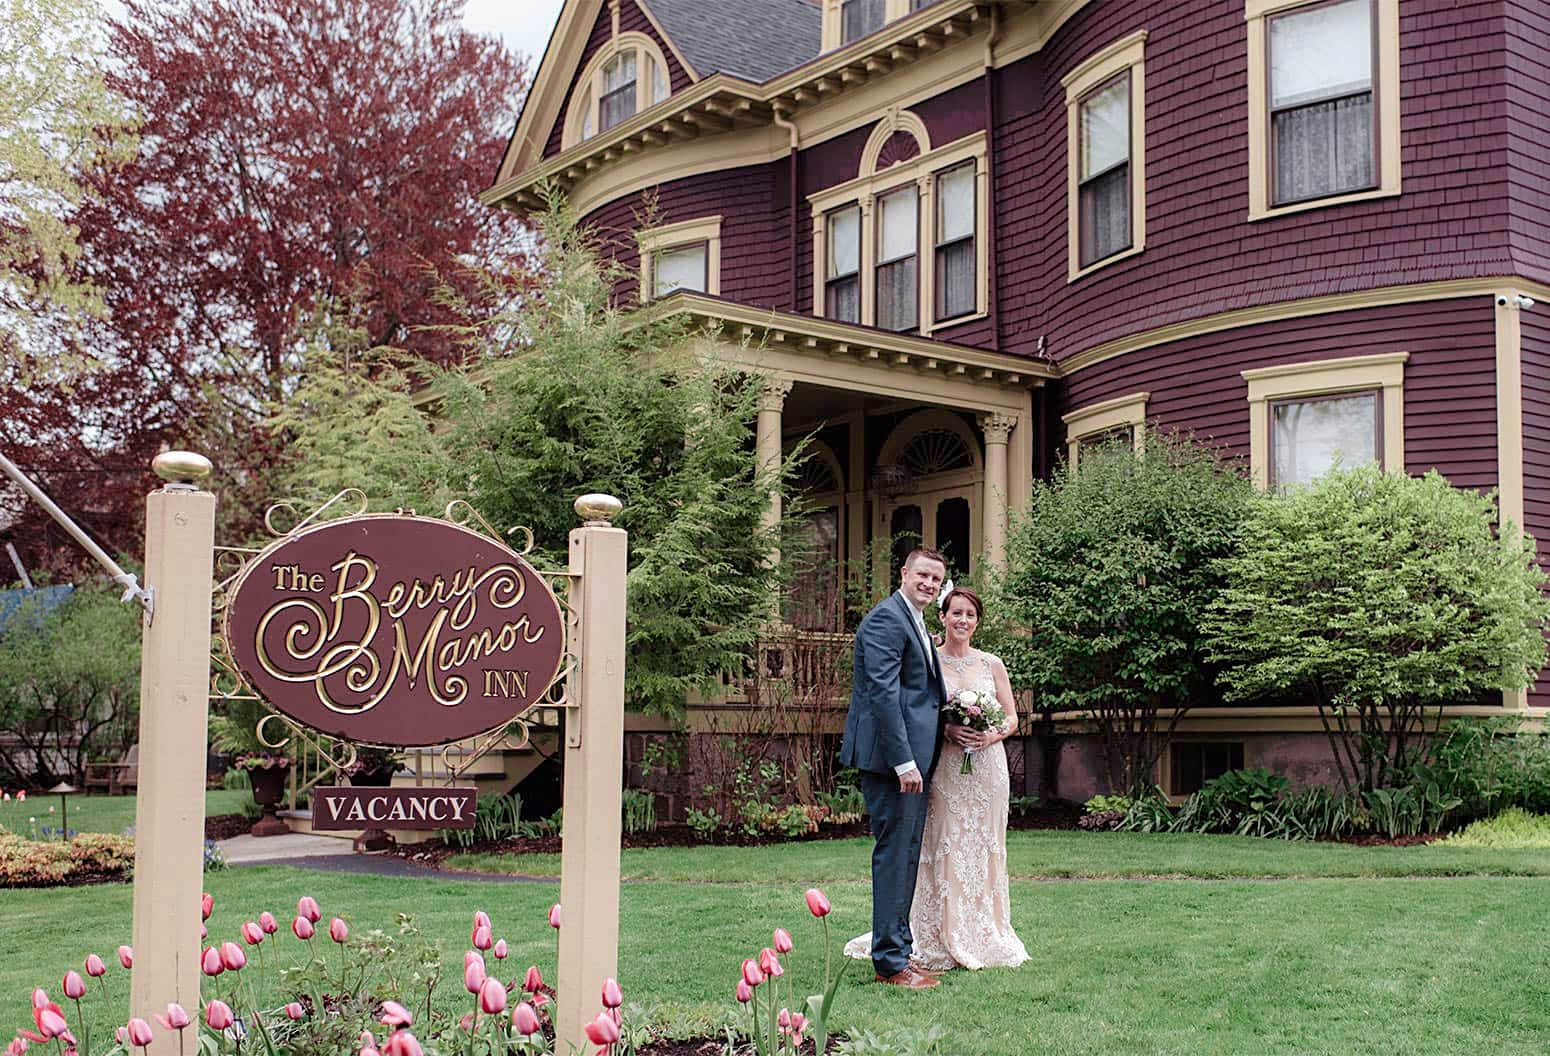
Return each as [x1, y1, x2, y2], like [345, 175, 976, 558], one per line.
[874, 967, 940, 990]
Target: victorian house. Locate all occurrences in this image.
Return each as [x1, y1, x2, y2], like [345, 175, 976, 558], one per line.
[482, 0, 1550, 799]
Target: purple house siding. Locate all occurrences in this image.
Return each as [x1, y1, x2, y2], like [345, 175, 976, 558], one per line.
[581, 162, 790, 309]
[543, 0, 693, 160]
[998, 0, 1516, 365]
[1522, 311, 1550, 706]
[1505, 0, 1550, 284]
[1061, 299, 1498, 492]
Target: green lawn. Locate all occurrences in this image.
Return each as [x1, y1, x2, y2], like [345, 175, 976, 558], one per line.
[444, 828, 1550, 881]
[0, 789, 248, 837]
[4, 835, 1550, 1054]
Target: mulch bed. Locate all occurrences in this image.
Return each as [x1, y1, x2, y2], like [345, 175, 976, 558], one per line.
[1326, 831, 1447, 847]
[206, 813, 253, 841]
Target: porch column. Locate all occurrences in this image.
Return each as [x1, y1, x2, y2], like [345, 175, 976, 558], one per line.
[980, 413, 1015, 568]
[758, 376, 793, 566]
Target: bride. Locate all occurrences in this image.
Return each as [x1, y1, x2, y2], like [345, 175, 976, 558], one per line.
[845, 585, 1030, 972]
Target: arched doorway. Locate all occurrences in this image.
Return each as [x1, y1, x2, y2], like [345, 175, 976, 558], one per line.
[874, 410, 982, 585]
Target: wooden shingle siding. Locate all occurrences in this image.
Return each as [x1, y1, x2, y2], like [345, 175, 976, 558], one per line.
[1506, 0, 1550, 283]
[1521, 311, 1550, 706]
[1061, 299, 1497, 491]
[543, 0, 693, 160]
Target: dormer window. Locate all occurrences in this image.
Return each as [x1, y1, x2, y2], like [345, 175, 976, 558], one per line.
[563, 33, 675, 149]
[841, 0, 884, 43]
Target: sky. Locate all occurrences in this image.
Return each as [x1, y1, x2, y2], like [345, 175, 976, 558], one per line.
[463, 0, 567, 69]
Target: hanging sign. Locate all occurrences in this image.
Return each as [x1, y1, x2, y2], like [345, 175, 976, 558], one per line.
[224, 515, 565, 747]
[309, 786, 478, 830]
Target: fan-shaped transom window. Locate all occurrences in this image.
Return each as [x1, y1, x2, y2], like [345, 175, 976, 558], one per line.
[899, 427, 974, 477]
[792, 452, 841, 495]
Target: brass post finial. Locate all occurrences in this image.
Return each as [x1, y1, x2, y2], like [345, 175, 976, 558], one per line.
[152, 451, 213, 486]
[574, 494, 623, 527]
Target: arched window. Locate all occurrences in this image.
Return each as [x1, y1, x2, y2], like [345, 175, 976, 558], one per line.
[563, 32, 673, 149]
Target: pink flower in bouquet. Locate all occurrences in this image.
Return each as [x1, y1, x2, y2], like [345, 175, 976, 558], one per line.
[205, 1001, 234, 1031]
[62, 972, 86, 1000]
[83, 955, 106, 979]
[741, 958, 764, 987]
[493, 939, 507, 960]
[329, 918, 349, 944]
[219, 941, 246, 971]
[583, 1013, 620, 1045]
[292, 916, 315, 940]
[379, 1001, 412, 1028]
[259, 911, 278, 934]
[284, 1003, 304, 1021]
[200, 893, 213, 921]
[601, 978, 623, 1008]
[242, 921, 264, 945]
[547, 904, 561, 929]
[772, 928, 793, 953]
[154, 1004, 190, 1031]
[805, 888, 830, 917]
[117, 947, 133, 969]
[297, 896, 322, 923]
[524, 965, 543, 993]
[126, 1018, 153, 1047]
[512, 1003, 541, 1036]
[200, 947, 223, 977]
[478, 977, 507, 1015]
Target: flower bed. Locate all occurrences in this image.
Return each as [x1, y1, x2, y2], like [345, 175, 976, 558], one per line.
[0, 832, 135, 887]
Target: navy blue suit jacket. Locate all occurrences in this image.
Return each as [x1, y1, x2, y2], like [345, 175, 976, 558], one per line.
[840, 592, 946, 777]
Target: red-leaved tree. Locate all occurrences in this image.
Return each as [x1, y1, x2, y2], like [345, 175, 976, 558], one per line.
[3, 0, 530, 571]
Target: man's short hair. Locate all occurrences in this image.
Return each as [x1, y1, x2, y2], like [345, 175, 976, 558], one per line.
[902, 547, 947, 571]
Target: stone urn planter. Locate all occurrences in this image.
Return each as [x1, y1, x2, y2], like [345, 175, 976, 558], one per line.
[244, 759, 292, 837]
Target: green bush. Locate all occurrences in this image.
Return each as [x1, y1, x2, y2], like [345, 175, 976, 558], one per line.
[622, 788, 657, 834]
[221, 768, 252, 791]
[436, 793, 524, 849]
[1416, 718, 1550, 819]
[1441, 807, 1550, 848]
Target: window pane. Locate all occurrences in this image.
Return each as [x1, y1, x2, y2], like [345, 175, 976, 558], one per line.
[600, 52, 637, 130]
[651, 56, 668, 103]
[937, 164, 974, 243]
[826, 275, 860, 323]
[827, 204, 860, 278]
[1080, 74, 1129, 180]
[1270, 0, 1372, 109]
[653, 243, 706, 297]
[911, 0, 933, 8]
[1079, 162, 1130, 266]
[580, 90, 594, 139]
[842, 0, 884, 43]
[877, 257, 917, 331]
[1271, 392, 1378, 488]
[878, 185, 917, 263]
[1274, 93, 1374, 203]
[604, 51, 636, 92]
[936, 238, 974, 320]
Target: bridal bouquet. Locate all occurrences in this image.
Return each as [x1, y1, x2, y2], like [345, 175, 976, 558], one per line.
[942, 688, 1007, 774]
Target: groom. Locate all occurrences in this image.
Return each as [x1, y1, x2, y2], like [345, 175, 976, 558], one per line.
[840, 547, 948, 990]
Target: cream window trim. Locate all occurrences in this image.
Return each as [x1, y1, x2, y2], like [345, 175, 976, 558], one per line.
[809, 128, 989, 335]
[822, 0, 921, 52]
[1241, 351, 1407, 491]
[1245, 0, 1401, 222]
[562, 31, 674, 150]
[636, 214, 722, 299]
[1063, 30, 1147, 283]
[1062, 390, 1147, 469]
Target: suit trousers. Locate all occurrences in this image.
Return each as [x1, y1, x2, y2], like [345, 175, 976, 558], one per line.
[860, 769, 931, 977]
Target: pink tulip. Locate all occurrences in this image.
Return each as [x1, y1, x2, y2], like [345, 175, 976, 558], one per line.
[205, 1000, 234, 1031]
[512, 1002, 541, 1036]
[471, 910, 491, 938]
[5, 1039, 23, 1056]
[259, 911, 279, 934]
[31, 990, 46, 1010]
[601, 978, 623, 1009]
[583, 1013, 620, 1045]
[547, 904, 561, 929]
[778, 1008, 791, 1030]
[457, 1013, 474, 1032]
[741, 958, 764, 987]
[220, 941, 246, 971]
[523, 965, 543, 993]
[464, 955, 485, 994]
[329, 918, 349, 944]
[14, 791, 21, 802]
[472, 924, 491, 951]
[736, 980, 753, 1003]
[292, 916, 315, 940]
[478, 977, 507, 1015]
[200, 893, 213, 921]
[359, 1031, 376, 1049]
[155, 1004, 190, 1031]
[35, 1008, 67, 1040]
[117, 946, 132, 970]
[360, 1045, 380, 1056]
[200, 947, 223, 977]
[62, 972, 86, 1001]
[761, 948, 784, 978]
[378, 1001, 412, 1028]
[493, 938, 507, 960]
[242, 921, 264, 945]
[463, 950, 482, 968]
[284, 1003, 304, 1021]
[773, 928, 793, 954]
[805, 888, 831, 917]
[383, 1031, 424, 1056]
[126, 1018, 154, 1047]
[791, 1013, 807, 1035]
[200, 924, 207, 939]
[83, 954, 106, 978]
[115, 1026, 128, 1046]
[297, 896, 321, 923]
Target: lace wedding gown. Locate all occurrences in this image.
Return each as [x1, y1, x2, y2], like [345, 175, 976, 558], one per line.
[845, 650, 1030, 971]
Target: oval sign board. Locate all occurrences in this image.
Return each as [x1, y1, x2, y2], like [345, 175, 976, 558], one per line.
[224, 515, 565, 748]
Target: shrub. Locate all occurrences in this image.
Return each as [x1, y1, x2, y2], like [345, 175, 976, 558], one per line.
[1204, 465, 1550, 794]
[622, 788, 657, 834]
[1441, 807, 1550, 848]
[1079, 795, 1131, 832]
[1416, 718, 1550, 820]
[0, 831, 135, 886]
[437, 794, 524, 849]
[994, 431, 1253, 798]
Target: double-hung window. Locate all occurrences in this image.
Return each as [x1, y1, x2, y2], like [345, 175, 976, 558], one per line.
[825, 205, 861, 324]
[875, 186, 918, 332]
[636, 216, 722, 302]
[1246, 0, 1399, 219]
[934, 164, 975, 322]
[841, 0, 884, 44]
[563, 34, 676, 148]
[599, 52, 637, 132]
[1063, 31, 1147, 281]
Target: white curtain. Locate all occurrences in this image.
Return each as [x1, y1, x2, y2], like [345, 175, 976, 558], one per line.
[653, 244, 706, 297]
[1271, 393, 1378, 488]
[1270, 0, 1372, 109]
[877, 187, 918, 331]
[936, 165, 975, 319]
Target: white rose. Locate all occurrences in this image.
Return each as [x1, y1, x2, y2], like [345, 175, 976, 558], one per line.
[959, 690, 978, 707]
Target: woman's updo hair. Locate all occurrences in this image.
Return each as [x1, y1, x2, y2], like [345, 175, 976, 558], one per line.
[940, 586, 982, 620]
